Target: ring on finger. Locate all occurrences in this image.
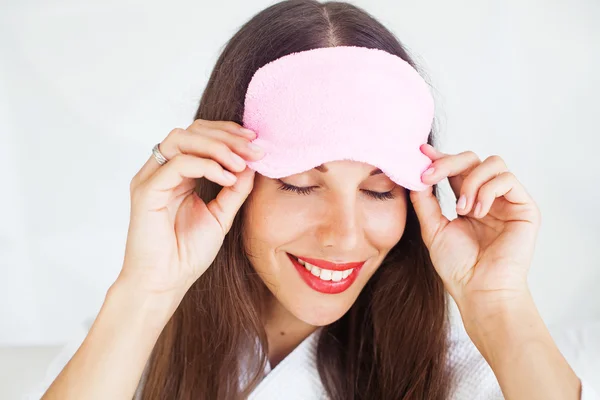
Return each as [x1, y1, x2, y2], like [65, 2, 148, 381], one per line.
[152, 143, 169, 165]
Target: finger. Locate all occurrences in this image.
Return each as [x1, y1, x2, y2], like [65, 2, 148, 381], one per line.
[455, 155, 509, 216]
[191, 118, 257, 140]
[421, 149, 481, 205]
[164, 135, 249, 178]
[136, 118, 256, 185]
[206, 167, 256, 235]
[420, 143, 447, 161]
[134, 128, 189, 186]
[409, 185, 450, 247]
[137, 154, 237, 209]
[162, 121, 255, 166]
[472, 171, 533, 219]
[185, 125, 265, 161]
[135, 126, 263, 186]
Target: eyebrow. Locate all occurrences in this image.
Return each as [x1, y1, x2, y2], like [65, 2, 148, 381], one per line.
[314, 164, 383, 175]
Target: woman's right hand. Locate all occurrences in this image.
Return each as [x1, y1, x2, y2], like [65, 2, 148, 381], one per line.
[116, 118, 264, 298]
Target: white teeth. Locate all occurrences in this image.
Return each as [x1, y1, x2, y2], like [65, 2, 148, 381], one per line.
[292, 255, 355, 282]
[320, 269, 332, 281]
[311, 266, 321, 277]
[331, 271, 343, 282]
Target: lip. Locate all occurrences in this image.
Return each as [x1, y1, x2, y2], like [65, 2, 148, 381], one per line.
[293, 255, 366, 271]
[286, 253, 364, 294]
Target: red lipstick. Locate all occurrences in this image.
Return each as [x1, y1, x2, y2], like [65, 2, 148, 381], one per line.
[294, 256, 365, 271]
[286, 253, 365, 294]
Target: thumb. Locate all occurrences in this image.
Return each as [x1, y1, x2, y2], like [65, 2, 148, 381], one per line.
[207, 167, 255, 235]
[409, 185, 449, 247]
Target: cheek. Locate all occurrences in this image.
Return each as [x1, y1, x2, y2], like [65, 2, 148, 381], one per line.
[246, 185, 408, 253]
[363, 199, 408, 249]
[242, 181, 316, 278]
[246, 194, 313, 247]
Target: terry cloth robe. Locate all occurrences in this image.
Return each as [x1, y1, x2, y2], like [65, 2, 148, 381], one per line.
[242, 322, 599, 400]
[29, 318, 599, 399]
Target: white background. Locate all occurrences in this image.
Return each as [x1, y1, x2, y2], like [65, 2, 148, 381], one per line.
[1, 0, 599, 351]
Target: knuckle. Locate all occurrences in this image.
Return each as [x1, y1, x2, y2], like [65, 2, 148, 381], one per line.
[224, 121, 242, 131]
[190, 118, 210, 131]
[487, 155, 507, 168]
[167, 127, 186, 140]
[130, 182, 147, 203]
[198, 136, 224, 156]
[129, 175, 139, 193]
[498, 170, 515, 180]
[462, 150, 480, 162]
[166, 128, 186, 146]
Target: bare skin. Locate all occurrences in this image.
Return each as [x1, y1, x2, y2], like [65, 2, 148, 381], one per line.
[42, 119, 581, 400]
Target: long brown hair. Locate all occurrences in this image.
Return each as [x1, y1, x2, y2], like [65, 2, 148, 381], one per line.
[141, 1, 450, 398]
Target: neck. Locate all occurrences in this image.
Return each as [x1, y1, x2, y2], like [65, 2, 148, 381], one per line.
[263, 295, 318, 368]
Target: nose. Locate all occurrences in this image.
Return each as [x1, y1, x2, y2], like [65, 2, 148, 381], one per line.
[316, 196, 362, 251]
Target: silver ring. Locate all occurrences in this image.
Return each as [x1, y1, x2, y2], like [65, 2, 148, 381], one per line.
[152, 143, 169, 165]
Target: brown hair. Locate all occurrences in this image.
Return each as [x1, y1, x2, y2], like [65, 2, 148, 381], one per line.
[141, 1, 450, 399]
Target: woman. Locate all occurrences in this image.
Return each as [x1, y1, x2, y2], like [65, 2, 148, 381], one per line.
[40, 1, 595, 399]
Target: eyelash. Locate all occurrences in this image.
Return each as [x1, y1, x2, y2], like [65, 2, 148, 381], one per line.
[277, 181, 395, 201]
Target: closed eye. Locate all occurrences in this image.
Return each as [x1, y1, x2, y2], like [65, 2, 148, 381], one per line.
[276, 180, 395, 201]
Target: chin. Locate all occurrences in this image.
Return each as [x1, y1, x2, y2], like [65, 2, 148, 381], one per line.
[286, 297, 356, 326]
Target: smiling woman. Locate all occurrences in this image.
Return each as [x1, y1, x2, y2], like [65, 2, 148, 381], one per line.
[38, 0, 598, 399]
[244, 160, 408, 321]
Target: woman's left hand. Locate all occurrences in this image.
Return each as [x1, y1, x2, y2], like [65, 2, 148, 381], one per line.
[409, 144, 542, 313]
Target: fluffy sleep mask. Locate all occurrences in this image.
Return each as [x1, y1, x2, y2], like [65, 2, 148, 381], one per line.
[242, 45, 434, 191]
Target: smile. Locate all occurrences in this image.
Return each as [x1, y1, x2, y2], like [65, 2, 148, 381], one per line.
[286, 253, 365, 294]
[296, 257, 354, 281]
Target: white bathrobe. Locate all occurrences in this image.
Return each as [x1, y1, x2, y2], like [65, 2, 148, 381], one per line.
[30, 318, 599, 399]
[243, 321, 599, 400]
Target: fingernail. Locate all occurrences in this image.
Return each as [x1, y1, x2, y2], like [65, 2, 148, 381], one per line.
[247, 142, 263, 153]
[422, 167, 435, 176]
[457, 194, 467, 210]
[239, 127, 256, 138]
[474, 202, 482, 217]
[223, 170, 237, 182]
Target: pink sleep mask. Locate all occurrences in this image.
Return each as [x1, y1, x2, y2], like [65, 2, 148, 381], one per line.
[242, 45, 434, 191]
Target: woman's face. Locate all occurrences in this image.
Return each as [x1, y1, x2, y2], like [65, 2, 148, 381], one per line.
[243, 160, 408, 326]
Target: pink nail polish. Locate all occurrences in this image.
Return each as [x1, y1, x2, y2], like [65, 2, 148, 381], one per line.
[474, 202, 482, 217]
[457, 195, 467, 210]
